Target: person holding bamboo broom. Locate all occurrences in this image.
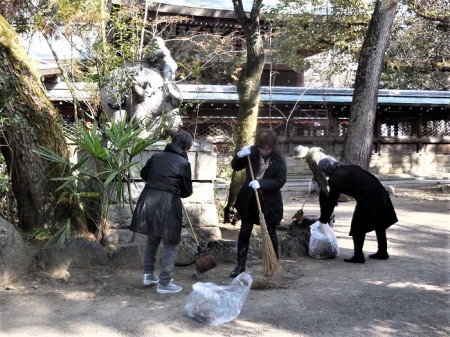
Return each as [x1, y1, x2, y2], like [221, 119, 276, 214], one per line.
[129, 130, 193, 294]
[230, 128, 287, 277]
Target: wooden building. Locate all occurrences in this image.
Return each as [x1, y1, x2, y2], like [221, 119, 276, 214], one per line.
[44, 81, 450, 177]
[177, 85, 450, 177]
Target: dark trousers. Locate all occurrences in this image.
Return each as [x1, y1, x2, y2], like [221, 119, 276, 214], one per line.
[352, 227, 388, 255]
[143, 235, 179, 285]
[236, 221, 279, 267]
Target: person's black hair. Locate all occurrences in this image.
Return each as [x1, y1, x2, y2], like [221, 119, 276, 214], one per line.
[171, 129, 193, 152]
[254, 128, 278, 149]
[318, 156, 341, 175]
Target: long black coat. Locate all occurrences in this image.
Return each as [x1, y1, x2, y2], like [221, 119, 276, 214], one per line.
[232, 146, 287, 225]
[319, 164, 398, 236]
[129, 144, 192, 243]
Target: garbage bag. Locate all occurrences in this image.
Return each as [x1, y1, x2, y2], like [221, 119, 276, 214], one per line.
[309, 222, 339, 259]
[185, 272, 252, 326]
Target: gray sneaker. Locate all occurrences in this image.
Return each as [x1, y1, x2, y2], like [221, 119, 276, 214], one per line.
[143, 273, 159, 286]
[156, 282, 182, 294]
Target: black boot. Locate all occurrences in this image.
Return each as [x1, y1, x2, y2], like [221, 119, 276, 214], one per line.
[231, 223, 252, 277]
[230, 245, 247, 277]
[371, 228, 389, 259]
[345, 233, 365, 263]
[369, 251, 389, 260]
[230, 265, 246, 277]
[344, 254, 365, 263]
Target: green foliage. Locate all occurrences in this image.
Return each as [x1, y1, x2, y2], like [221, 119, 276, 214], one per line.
[217, 162, 233, 181]
[382, 8, 449, 90]
[31, 226, 52, 241]
[35, 115, 158, 245]
[31, 216, 71, 250]
[43, 218, 72, 249]
[266, 0, 371, 72]
[404, 0, 450, 22]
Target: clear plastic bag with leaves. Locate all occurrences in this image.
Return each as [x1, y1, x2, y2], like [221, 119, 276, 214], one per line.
[309, 222, 340, 259]
[185, 272, 252, 326]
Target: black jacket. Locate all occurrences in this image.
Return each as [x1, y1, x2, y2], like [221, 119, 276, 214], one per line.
[129, 144, 192, 242]
[232, 146, 287, 225]
[319, 164, 398, 235]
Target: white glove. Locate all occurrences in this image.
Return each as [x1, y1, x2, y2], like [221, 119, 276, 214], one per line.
[249, 180, 260, 190]
[237, 145, 251, 158]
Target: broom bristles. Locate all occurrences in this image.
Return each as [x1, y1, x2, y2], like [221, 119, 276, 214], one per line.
[259, 215, 280, 277]
[261, 233, 280, 276]
[195, 250, 217, 273]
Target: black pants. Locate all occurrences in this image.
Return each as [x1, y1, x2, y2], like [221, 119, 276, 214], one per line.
[352, 227, 388, 255]
[236, 221, 279, 267]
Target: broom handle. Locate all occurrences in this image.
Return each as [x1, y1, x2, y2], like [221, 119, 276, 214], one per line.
[247, 156, 267, 233]
[301, 180, 313, 211]
[182, 202, 200, 246]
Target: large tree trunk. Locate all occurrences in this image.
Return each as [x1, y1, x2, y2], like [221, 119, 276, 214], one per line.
[341, 0, 398, 169]
[0, 15, 70, 231]
[224, 0, 265, 223]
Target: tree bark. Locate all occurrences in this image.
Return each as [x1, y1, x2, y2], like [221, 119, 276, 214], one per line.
[341, 0, 398, 169]
[0, 15, 70, 231]
[224, 0, 265, 223]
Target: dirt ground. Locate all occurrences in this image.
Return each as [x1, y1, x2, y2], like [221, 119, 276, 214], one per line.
[1, 178, 449, 337]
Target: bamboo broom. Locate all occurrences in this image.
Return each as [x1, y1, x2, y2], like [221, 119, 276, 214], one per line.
[247, 156, 280, 277]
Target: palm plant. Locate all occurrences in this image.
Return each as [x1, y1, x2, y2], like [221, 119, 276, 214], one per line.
[36, 114, 158, 247]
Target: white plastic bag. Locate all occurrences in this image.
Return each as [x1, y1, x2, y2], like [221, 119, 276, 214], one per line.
[309, 222, 339, 259]
[184, 272, 252, 326]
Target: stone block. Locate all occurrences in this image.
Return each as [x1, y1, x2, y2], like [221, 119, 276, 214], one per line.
[107, 228, 143, 245]
[36, 238, 109, 270]
[108, 204, 133, 229]
[0, 218, 32, 285]
[195, 151, 217, 180]
[199, 203, 220, 227]
[109, 243, 145, 270]
[183, 203, 219, 228]
[194, 226, 222, 242]
[185, 182, 215, 204]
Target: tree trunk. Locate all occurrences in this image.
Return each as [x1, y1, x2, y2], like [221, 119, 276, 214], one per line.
[0, 15, 70, 231]
[341, 0, 398, 169]
[224, 0, 265, 223]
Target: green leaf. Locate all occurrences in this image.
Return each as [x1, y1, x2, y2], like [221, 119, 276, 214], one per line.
[104, 170, 120, 186]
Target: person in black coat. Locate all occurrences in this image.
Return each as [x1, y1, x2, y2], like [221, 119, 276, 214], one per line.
[130, 130, 193, 293]
[230, 128, 287, 277]
[316, 156, 398, 263]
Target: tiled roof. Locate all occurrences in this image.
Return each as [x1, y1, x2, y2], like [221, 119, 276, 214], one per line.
[179, 85, 450, 107]
[44, 82, 450, 108]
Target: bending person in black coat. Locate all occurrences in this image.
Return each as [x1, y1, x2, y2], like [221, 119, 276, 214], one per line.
[230, 128, 287, 277]
[130, 130, 193, 293]
[316, 157, 398, 263]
